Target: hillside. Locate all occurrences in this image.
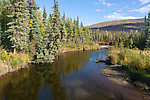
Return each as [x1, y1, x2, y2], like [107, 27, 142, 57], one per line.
[87, 18, 145, 32]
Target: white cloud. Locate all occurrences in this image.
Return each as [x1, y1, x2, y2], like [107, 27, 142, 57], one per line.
[130, 4, 150, 13]
[139, 0, 150, 4]
[116, 9, 123, 12]
[104, 12, 142, 20]
[96, 9, 102, 11]
[99, 0, 112, 6]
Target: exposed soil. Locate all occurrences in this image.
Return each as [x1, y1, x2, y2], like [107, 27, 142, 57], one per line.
[103, 65, 129, 86]
[103, 65, 150, 100]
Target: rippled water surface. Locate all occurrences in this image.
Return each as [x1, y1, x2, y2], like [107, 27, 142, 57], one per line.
[0, 50, 144, 100]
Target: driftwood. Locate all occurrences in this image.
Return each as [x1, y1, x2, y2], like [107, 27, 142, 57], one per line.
[95, 59, 113, 65]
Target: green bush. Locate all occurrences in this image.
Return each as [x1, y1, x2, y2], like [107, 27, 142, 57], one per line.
[108, 48, 150, 88]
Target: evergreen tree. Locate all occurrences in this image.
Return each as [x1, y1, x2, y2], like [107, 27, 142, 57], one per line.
[60, 19, 66, 44]
[28, 0, 40, 41]
[51, 0, 62, 54]
[28, 0, 45, 63]
[62, 12, 66, 23]
[48, 13, 52, 24]
[7, 0, 29, 52]
[144, 12, 150, 48]
[42, 6, 47, 27]
[1, 0, 13, 50]
[0, 0, 2, 44]
[37, 10, 45, 35]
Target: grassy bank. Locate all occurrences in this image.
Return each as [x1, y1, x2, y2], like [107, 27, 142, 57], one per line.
[0, 43, 102, 76]
[0, 48, 30, 76]
[108, 48, 150, 89]
[60, 42, 102, 53]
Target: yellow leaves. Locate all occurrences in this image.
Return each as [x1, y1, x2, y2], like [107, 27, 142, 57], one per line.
[0, 49, 30, 69]
[30, 20, 33, 24]
[139, 60, 146, 70]
[29, 24, 32, 27]
[29, 20, 33, 27]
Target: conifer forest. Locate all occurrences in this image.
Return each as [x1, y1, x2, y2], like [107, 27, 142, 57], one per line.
[0, 0, 150, 100]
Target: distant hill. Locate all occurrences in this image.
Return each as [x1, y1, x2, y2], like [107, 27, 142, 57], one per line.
[87, 18, 145, 32]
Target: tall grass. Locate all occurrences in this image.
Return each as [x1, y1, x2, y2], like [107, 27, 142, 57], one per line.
[108, 48, 150, 89]
[0, 48, 30, 71]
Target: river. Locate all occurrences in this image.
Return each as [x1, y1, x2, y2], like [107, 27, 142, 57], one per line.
[0, 49, 144, 100]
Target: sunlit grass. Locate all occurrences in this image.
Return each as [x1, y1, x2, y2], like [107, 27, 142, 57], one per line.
[0, 48, 30, 73]
[108, 48, 150, 89]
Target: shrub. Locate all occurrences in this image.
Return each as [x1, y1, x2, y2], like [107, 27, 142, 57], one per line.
[108, 48, 150, 88]
[0, 48, 30, 70]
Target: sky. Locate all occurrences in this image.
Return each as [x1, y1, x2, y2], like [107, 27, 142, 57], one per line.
[35, 0, 150, 26]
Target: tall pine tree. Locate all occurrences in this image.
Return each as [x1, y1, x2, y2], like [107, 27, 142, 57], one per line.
[42, 6, 47, 27]
[144, 12, 150, 48]
[7, 0, 29, 52]
[51, 0, 62, 54]
[28, 0, 40, 41]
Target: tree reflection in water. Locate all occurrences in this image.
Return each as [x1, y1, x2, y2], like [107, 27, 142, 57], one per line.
[0, 51, 90, 100]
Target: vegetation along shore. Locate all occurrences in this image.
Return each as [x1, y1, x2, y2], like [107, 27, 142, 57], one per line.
[0, 0, 101, 76]
[0, 0, 150, 95]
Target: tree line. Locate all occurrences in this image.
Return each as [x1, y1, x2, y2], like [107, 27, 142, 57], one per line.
[91, 12, 150, 50]
[0, 0, 91, 64]
[0, 0, 149, 64]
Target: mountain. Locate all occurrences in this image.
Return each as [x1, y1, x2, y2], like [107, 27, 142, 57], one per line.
[87, 18, 145, 32]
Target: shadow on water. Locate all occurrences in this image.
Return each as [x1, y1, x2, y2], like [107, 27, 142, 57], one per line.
[0, 49, 144, 100]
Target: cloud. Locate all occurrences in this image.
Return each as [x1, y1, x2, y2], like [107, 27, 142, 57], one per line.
[116, 9, 123, 12]
[99, 0, 112, 6]
[130, 4, 150, 13]
[104, 12, 142, 20]
[96, 9, 102, 12]
[139, 0, 150, 4]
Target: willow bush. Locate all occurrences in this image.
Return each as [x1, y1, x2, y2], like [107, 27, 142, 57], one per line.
[108, 48, 150, 88]
[0, 48, 30, 70]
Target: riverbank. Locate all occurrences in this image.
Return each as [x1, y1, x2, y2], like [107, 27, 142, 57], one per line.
[107, 48, 150, 89]
[0, 44, 111, 77]
[105, 48, 150, 100]
[103, 65, 150, 100]
[59, 43, 111, 55]
[0, 49, 30, 77]
[103, 65, 129, 86]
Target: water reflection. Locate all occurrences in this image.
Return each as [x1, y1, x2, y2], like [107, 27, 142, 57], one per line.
[0, 50, 144, 100]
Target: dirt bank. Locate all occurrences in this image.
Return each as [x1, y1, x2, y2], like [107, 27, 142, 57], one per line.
[103, 65, 150, 100]
[103, 65, 129, 86]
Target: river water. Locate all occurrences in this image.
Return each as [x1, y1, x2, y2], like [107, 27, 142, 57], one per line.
[0, 49, 144, 100]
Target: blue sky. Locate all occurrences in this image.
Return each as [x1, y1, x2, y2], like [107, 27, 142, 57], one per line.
[35, 0, 150, 26]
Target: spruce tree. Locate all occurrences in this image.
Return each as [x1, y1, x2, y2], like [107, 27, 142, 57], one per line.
[48, 13, 52, 24]
[0, 0, 2, 44]
[51, 0, 62, 54]
[1, 0, 13, 50]
[60, 19, 66, 44]
[42, 6, 47, 27]
[145, 12, 150, 48]
[28, 0, 40, 41]
[37, 10, 45, 34]
[28, 0, 45, 63]
[62, 12, 66, 24]
[7, 0, 29, 52]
